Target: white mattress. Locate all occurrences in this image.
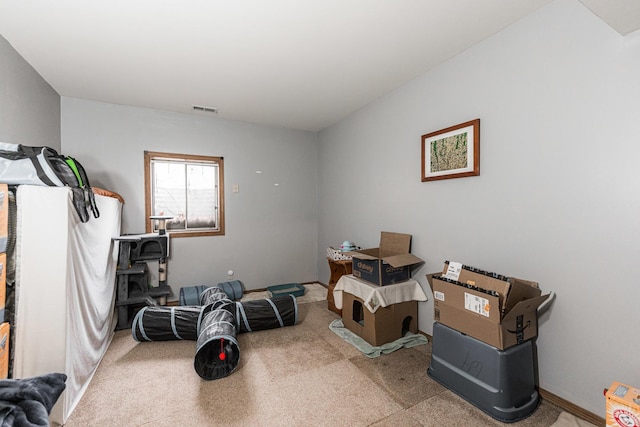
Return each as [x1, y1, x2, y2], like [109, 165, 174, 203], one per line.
[12, 185, 122, 425]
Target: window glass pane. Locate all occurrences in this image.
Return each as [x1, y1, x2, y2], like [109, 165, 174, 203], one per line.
[153, 161, 186, 230]
[186, 164, 217, 229]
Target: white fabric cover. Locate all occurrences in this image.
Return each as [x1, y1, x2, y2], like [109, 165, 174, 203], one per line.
[333, 274, 428, 313]
[12, 185, 122, 425]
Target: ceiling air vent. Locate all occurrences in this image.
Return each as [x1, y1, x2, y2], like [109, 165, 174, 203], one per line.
[192, 105, 218, 114]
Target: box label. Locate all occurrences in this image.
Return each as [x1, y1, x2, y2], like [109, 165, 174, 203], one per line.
[464, 292, 490, 317]
[444, 261, 462, 281]
[434, 291, 445, 301]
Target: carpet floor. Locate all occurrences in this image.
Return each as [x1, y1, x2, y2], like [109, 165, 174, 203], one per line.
[550, 412, 599, 427]
[64, 287, 595, 427]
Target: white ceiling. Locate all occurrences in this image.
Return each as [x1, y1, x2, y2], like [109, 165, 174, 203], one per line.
[1, 1, 639, 132]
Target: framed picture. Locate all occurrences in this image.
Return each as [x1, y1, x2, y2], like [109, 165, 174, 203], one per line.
[421, 119, 480, 182]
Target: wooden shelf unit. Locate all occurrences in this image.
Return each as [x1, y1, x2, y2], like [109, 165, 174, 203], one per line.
[326, 257, 352, 315]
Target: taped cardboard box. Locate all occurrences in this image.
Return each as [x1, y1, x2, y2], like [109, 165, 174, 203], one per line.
[348, 232, 423, 286]
[605, 381, 640, 427]
[0, 253, 5, 323]
[341, 291, 417, 347]
[428, 261, 549, 350]
[0, 322, 9, 379]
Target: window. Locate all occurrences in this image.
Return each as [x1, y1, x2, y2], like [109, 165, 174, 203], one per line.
[144, 151, 224, 237]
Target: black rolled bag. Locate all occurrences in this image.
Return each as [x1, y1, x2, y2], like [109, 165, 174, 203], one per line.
[178, 284, 211, 306]
[217, 280, 244, 300]
[199, 286, 229, 306]
[194, 309, 240, 380]
[130, 289, 299, 381]
[235, 295, 298, 333]
[178, 281, 244, 306]
[131, 306, 210, 342]
[131, 295, 298, 343]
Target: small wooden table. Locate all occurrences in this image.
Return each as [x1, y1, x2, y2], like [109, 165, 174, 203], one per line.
[326, 258, 352, 315]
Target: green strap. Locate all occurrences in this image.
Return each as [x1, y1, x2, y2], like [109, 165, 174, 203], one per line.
[65, 157, 84, 187]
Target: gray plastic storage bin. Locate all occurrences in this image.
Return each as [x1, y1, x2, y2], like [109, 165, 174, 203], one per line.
[427, 322, 539, 423]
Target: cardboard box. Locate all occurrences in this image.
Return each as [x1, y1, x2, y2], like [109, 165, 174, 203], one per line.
[606, 381, 640, 427]
[0, 322, 9, 379]
[0, 253, 5, 323]
[428, 262, 549, 350]
[341, 291, 417, 346]
[349, 232, 423, 286]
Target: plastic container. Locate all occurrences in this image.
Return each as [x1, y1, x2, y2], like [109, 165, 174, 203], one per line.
[267, 283, 305, 298]
[427, 322, 539, 423]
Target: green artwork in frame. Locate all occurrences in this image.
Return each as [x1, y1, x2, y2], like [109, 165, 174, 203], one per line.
[421, 119, 480, 182]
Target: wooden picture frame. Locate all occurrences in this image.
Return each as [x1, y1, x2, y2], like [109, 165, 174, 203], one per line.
[421, 119, 480, 182]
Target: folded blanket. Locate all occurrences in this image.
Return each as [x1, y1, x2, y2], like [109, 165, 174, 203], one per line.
[329, 319, 427, 358]
[0, 373, 67, 427]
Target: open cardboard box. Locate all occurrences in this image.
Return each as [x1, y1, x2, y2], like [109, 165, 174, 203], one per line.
[348, 232, 424, 286]
[428, 261, 550, 350]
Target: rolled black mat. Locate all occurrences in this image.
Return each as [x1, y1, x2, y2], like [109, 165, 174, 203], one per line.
[179, 285, 211, 306]
[131, 288, 296, 381]
[217, 280, 244, 300]
[194, 309, 240, 380]
[235, 294, 298, 333]
[132, 306, 210, 342]
[199, 286, 230, 306]
[204, 299, 235, 317]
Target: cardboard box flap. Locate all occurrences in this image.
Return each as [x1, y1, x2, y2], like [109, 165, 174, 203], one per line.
[379, 248, 406, 258]
[347, 232, 423, 267]
[380, 231, 411, 254]
[504, 279, 541, 313]
[502, 293, 550, 322]
[443, 262, 542, 314]
[426, 272, 439, 288]
[348, 248, 379, 260]
[383, 253, 424, 268]
[443, 263, 509, 310]
[458, 270, 510, 299]
[443, 262, 511, 294]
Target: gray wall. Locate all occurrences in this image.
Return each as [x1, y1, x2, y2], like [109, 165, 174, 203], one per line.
[318, 0, 639, 418]
[61, 98, 319, 294]
[0, 35, 60, 149]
